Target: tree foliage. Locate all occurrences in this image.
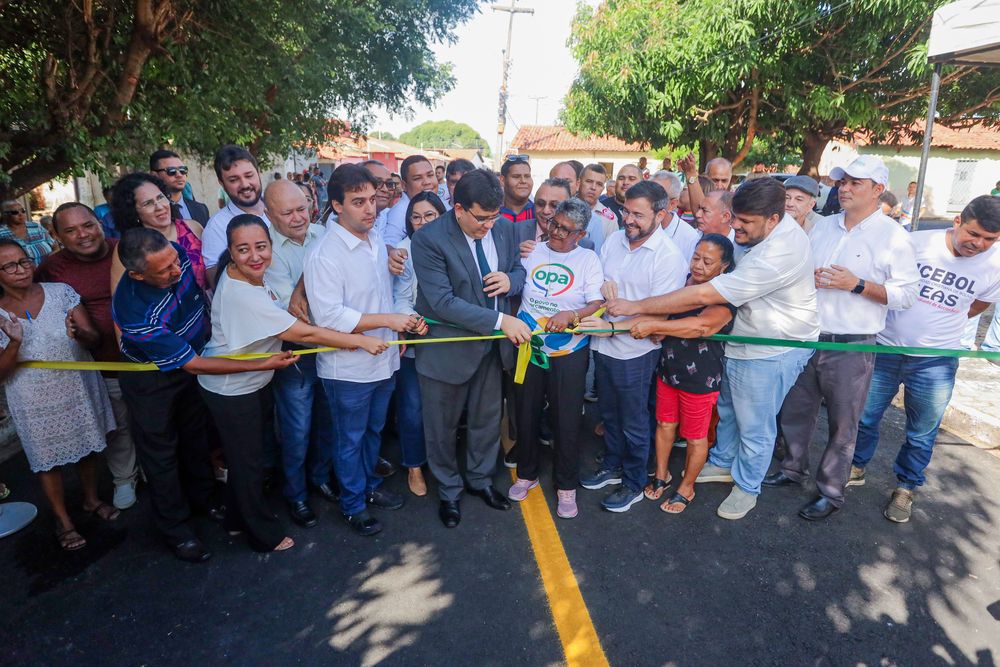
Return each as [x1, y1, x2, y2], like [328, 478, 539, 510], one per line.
[0, 0, 480, 197]
[399, 120, 491, 155]
[563, 0, 1000, 174]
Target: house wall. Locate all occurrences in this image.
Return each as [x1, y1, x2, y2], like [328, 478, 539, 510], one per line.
[820, 141, 1000, 216]
[518, 150, 648, 191]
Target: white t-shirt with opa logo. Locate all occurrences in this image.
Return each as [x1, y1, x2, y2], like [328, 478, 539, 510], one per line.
[878, 229, 1000, 351]
[518, 243, 605, 356]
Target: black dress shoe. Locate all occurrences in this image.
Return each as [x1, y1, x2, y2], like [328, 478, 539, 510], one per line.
[310, 482, 340, 503]
[172, 538, 212, 563]
[468, 485, 511, 511]
[206, 505, 227, 523]
[439, 500, 461, 528]
[288, 501, 318, 528]
[344, 510, 382, 536]
[375, 457, 396, 478]
[762, 470, 801, 488]
[367, 487, 405, 510]
[799, 496, 840, 521]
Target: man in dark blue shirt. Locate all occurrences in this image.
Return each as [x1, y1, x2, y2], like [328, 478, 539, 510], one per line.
[112, 228, 294, 562]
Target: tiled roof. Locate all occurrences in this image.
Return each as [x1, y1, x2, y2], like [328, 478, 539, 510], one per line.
[509, 125, 648, 153]
[855, 119, 1000, 152]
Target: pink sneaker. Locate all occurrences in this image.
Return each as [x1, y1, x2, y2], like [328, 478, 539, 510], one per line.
[557, 489, 578, 519]
[508, 478, 538, 502]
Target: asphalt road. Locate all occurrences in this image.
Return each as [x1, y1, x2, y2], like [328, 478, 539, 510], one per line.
[1, 403, 999, 666]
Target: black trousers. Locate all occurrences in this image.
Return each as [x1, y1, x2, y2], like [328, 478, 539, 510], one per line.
[513, 348, 589, 490]
[119, 369, 216, 545]
[201, 384, 286, 551]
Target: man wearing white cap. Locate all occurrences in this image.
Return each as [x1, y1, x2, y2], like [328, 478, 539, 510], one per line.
[766, 155, 920, 520]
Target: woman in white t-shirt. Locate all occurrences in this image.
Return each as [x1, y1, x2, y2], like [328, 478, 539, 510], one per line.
[507, 198, 604, 519]
[200, 215, 388, 553]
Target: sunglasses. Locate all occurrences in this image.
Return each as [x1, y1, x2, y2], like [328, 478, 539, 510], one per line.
[154, 166, 189, 176]
[505, 154, 529, 164]
[2, 208, 26, 216]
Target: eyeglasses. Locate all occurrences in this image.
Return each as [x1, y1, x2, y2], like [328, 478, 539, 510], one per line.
[138, 193, 170, 211]
[0, 258, 34, 274]
[153, 166, 188, 176]
[505, 154, 529, 164]
[2, 208, 26, 216]
[373, 179, 394, 191]
[466, 210, 499, 226]
[410, 211, 439, 224]
[547, 221, 581, 237]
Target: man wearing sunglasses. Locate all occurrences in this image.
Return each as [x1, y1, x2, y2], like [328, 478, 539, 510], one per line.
[149, 150, 209, 226]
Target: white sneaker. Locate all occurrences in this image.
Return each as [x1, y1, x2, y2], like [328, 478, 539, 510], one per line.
[113, 481, 137, 510]
[696, 464, 733, 483]
[717, 486, 757, 520]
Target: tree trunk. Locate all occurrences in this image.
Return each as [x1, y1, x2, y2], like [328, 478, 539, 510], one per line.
[798, 132, 828, 177]
[698, 139, 719, 172]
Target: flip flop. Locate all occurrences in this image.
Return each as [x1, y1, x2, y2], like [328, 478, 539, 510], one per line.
[660, 491, 694, 514]
[56, 527, 86, 551]
[83, 502, 120, 522]
[643, 475, 673, 500]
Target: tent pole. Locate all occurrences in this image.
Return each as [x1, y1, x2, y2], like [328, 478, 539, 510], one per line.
[912, 62, 942, 232]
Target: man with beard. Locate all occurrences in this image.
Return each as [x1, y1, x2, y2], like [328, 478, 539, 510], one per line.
[607, 178, 819, 521]
[499, 156, 535, 225]
[579, 181, 687, 513]
[201, 145, 269, 284]
[149, 150, 209, 225]
[600, 164, 642, 229]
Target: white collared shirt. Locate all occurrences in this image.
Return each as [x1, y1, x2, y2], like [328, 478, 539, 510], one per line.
[372, 209, 389, 240]
[203, 201, 272, 268]
[303, 222, 399, 382]
[663, 212, 701, 262]
[383, 193, 410, 247]
[809, 210, 919, 334]
[265, 223, 326, 308]
[462, 228, 504, 330]
[593, 227, 687, 360]
[710, 214, 819, 359]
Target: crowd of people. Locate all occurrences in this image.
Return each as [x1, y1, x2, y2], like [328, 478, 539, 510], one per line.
[1, 143, 999, 563]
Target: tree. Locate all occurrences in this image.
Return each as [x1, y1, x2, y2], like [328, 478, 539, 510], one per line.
[563, 0, 1000, 175]
[370, 130, 397, 140]
[399, 120, 491, 155]
[0, 0, 479, 198]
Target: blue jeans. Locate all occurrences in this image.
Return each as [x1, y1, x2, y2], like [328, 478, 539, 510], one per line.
[852, 353, 959, 489]
[273, 353, 333, 503]
[709, 349, 814, 495]
[595, 350, 659, 492]
[981, 308, 1000, 352]
[322, 376, 395, 515]
[395, 356, 426, 468]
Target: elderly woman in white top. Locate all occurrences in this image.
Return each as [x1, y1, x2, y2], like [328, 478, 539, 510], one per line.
[392, 191, 447, 496]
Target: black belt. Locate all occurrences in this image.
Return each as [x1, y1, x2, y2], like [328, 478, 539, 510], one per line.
[818, 333, 875, 343]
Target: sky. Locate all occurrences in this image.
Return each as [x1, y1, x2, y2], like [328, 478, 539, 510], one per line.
[371, 0, 600, 156]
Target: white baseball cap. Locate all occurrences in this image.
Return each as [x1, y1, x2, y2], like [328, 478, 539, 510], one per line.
[830, 155, 889, 187]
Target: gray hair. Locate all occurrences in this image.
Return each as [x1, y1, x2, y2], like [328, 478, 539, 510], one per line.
[554, 197, 591, 231]
[119, 227, 170, 273]
[540, 177, 573, 198]
[651, 171, 682, 199]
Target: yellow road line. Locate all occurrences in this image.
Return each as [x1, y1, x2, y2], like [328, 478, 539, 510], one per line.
[512, 472, 610, 667]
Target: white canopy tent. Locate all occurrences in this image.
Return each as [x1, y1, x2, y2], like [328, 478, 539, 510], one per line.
[913, 0, 1000, 229]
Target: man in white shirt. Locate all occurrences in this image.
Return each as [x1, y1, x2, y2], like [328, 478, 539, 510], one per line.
[651, 170, 701, 261]
[263, 180, 336, 529]
[580, 181, 687, 513]
[411, 169, 531, 528]
[202, 145, 270, 285]
[608, 178, 819, 520]
[383, 155, 438, 247]
[303, 164, 426, 536]
[768, 156, 919, 521]
[851, 195, 1000, 523]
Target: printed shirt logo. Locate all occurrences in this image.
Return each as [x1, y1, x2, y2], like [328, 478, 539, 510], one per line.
[531, 263, 575, 297]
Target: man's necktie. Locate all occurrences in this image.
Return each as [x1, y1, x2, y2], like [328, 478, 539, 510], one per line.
[474, 238, 495, 310]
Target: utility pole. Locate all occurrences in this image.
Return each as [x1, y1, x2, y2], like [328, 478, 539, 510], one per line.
[492, 0, 534, 166]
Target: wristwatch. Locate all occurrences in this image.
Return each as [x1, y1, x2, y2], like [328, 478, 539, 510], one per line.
[851, 279, 866, 295]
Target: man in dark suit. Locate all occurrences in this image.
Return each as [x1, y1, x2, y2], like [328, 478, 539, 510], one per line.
[412, 169, 532, 528]
[150, 149, 210, 224]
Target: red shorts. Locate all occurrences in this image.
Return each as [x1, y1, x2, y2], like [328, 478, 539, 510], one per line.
[655, 378, 720, 440]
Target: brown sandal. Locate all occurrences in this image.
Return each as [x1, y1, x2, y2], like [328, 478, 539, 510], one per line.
[56, 527, 87, 551]
[83, 502, 120, 521]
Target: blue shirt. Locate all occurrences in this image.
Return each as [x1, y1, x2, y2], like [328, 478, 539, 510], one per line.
[112, 244, 209, 370]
